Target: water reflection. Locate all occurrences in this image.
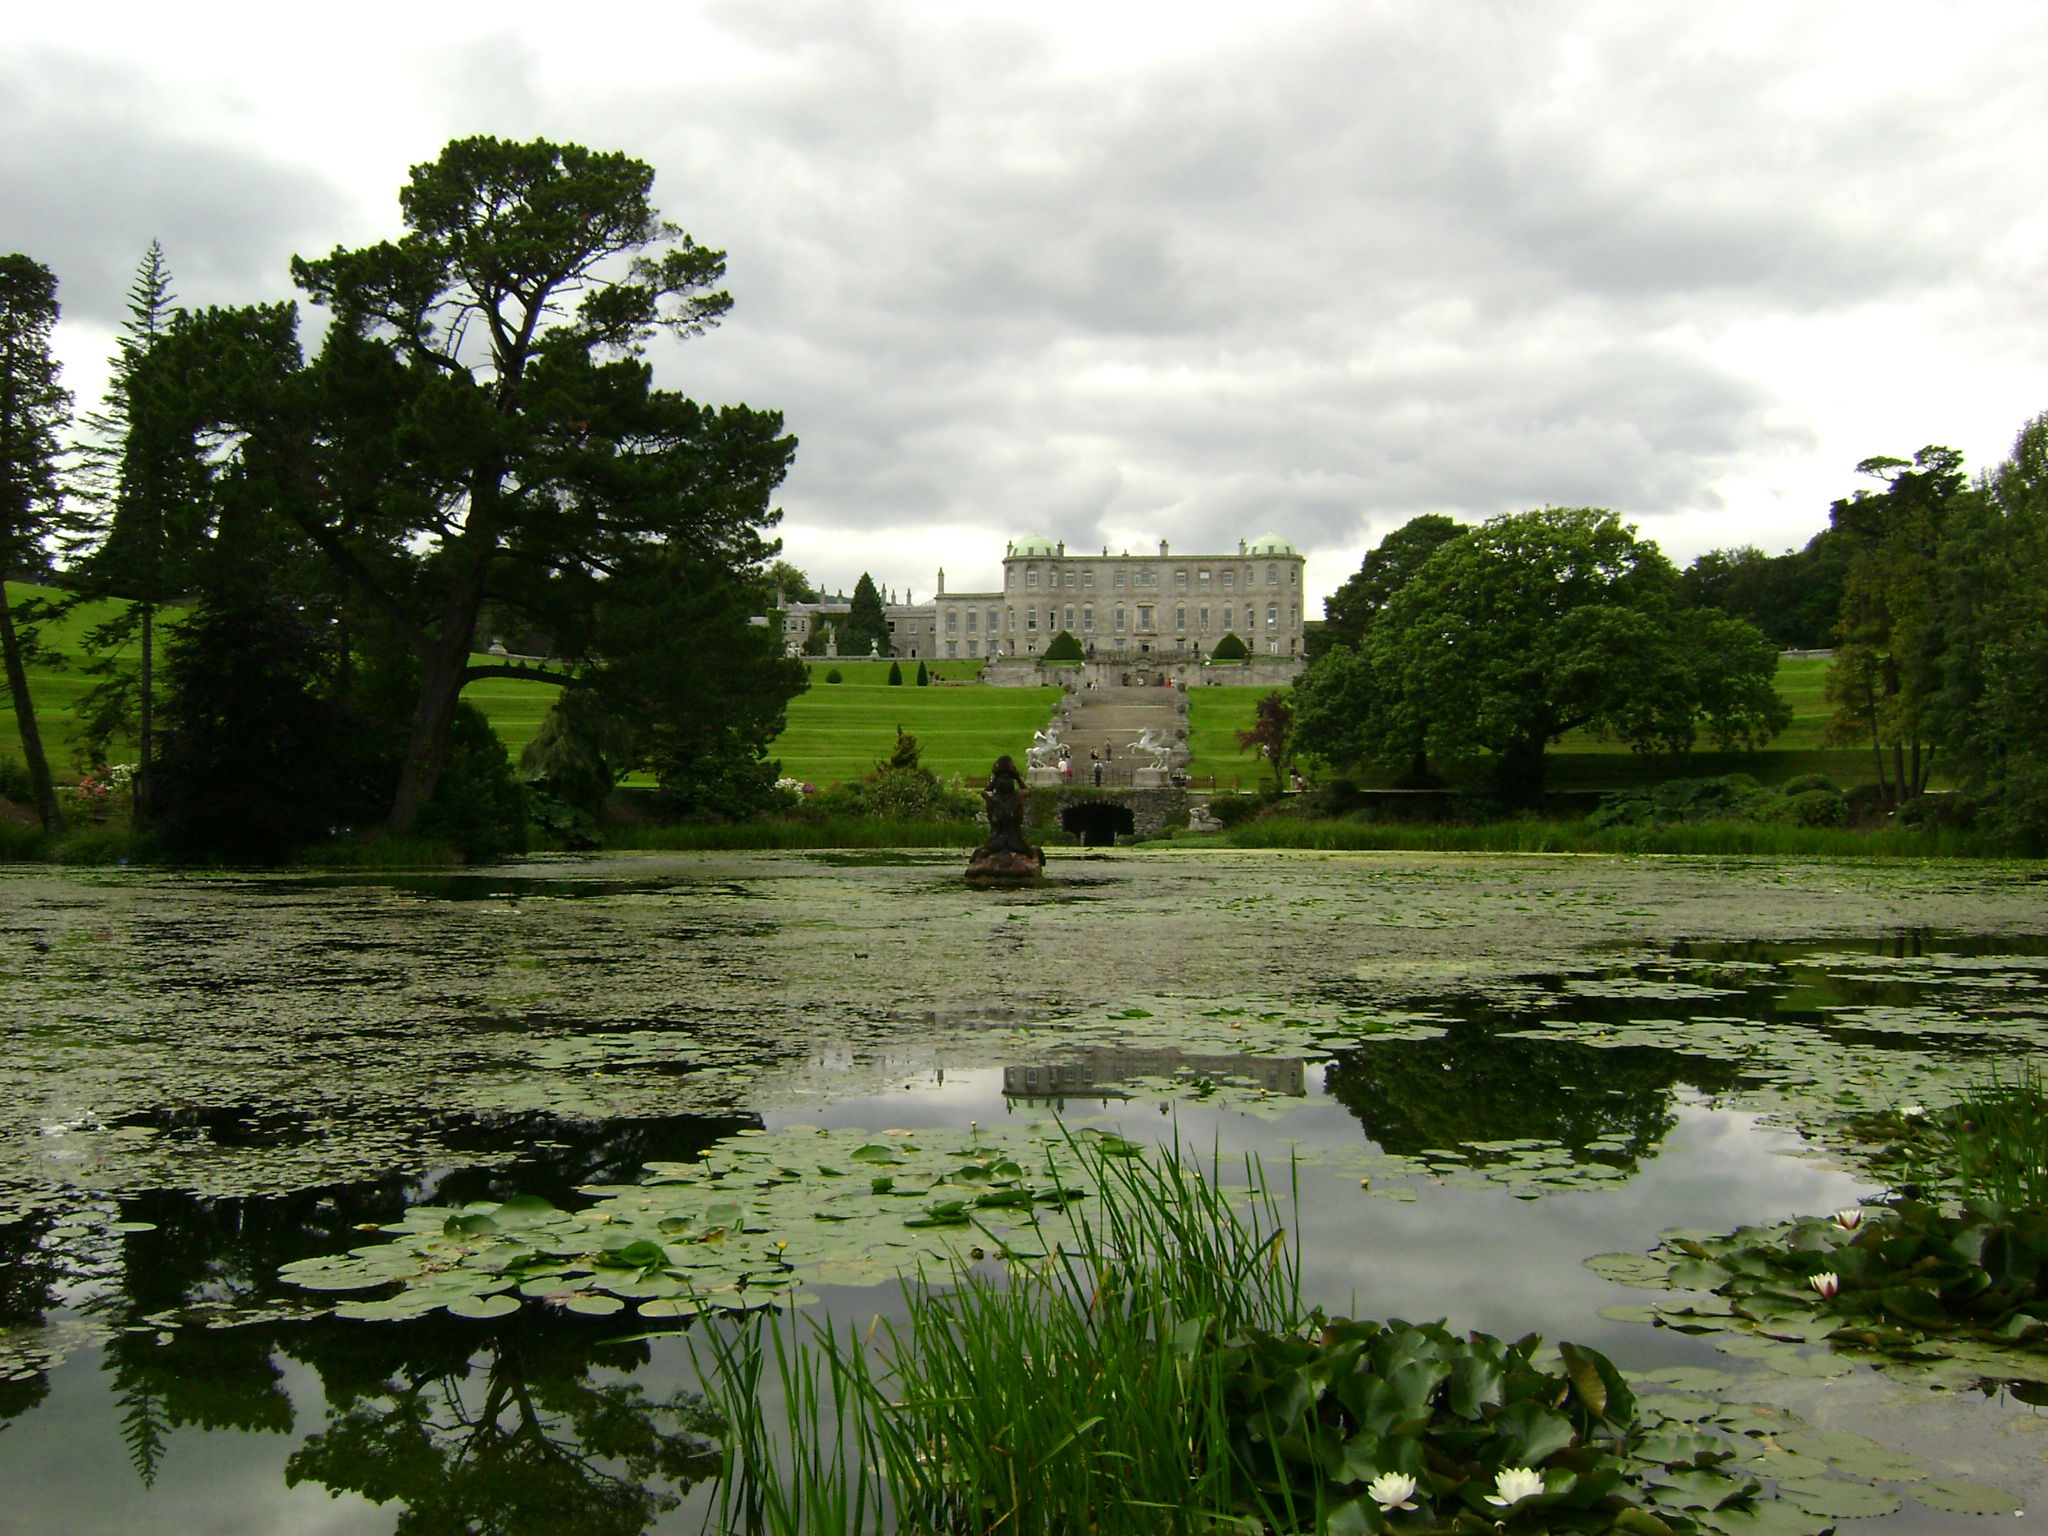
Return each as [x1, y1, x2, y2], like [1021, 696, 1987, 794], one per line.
[1004, 1048, 1307, 1103]
[1325, 1026, 1737, 1170]
[277, 1318, 719, 1535]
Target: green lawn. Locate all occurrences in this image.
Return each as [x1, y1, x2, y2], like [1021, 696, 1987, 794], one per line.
[1185, 686, 1279, 788]
[772, 662, 1055, 784]
[0, 582, 154, 771]
[0, 581, 1873, 798]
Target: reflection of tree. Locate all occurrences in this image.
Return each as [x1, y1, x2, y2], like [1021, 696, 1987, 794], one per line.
[0, 1216, 59, 1431]
[28, 1109, 748, 1518]
[1324, 1020, 1738, 1171]
[280, 1317, 719, 1536]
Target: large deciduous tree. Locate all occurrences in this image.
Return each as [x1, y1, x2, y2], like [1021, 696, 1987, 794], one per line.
[1311, 513, 1460, 660]
[0, 254, 71, 832]
[1927, 416, 2048, 849]
[1820, 447, 1966, 808]
[1306, 508, 1785, 804]
[162, 137, 799, 835]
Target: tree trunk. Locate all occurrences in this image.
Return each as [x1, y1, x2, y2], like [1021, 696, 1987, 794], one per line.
[134, 600, 153, 827]
[0, 584, 62, 832]
[1489, 728, 1549, 809]
[386, 638, 471, 836]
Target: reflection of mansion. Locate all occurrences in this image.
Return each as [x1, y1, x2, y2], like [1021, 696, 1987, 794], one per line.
[777, 534, 1307, 662]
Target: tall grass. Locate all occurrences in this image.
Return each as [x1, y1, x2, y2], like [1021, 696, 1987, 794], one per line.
[1945, 1066, 2048, 1209]
[605, 817, 991, 851]
[693, 1141, 1309, 1536]
[1221, 817, 2008, 858]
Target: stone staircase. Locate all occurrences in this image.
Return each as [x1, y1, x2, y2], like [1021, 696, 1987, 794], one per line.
[1039, 684, 1189, 779]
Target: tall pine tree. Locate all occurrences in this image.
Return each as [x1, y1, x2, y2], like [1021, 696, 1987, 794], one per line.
[0, 254, 71, 831]
[77, 242, 204, 823]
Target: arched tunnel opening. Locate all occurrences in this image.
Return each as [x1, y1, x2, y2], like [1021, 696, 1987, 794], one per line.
[1061, 799, 1137, 847]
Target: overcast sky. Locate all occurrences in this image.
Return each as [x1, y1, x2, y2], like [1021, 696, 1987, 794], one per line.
[7, 0, 2046, 611]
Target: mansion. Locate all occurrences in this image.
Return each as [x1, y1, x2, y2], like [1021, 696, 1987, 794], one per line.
[777, 535, 1307, 662]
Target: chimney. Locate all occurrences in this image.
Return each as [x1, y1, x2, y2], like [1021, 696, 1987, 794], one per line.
[937, 567, 946, 594]
[1238, 539, 1247, 555]
[1159, 539, 1169, 557]
[1057, 540, 1066, 556]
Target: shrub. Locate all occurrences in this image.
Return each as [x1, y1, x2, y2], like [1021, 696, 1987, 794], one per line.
[0, 756, 31, 803]
[1586, 774, 1773, 830]
[887, 661, 903, 686]
[1041, 630, 1084, 662]
[417, 703, 529, 862]
[1776, 786, 1849, 828]
[915, 661, 930, 686]
[1209, 631, 1248, 661]
[1780, 772, 1842, 797]
[824, 668, 843, 684]
[154, 594, 397, 863]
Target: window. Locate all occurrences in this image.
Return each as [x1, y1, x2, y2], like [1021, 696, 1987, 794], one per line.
[1006, 569, 1016, 589]
[1114, 570, 1127, 588]
[1006, 610, 1016, 633]
[1138, 604, 1155, 629]
[947, 641, 958, 658]
[1083, 607, 1094, 631]
[1175, 608, 1186, 630]
[1115, 608, 1126, 632]
[1223, 607, 1233, 630]
[967, 639, 978, 657]
[988, 610, 998, 634]
[1027, 609, 1038, 631]
[1289, 605, 1298, 627]
[1198, 569, 1211, 587]
[1199, 607, 1210, 629]
[1267, 603, 1278, 627]
[965, 610, 976, 631]
[1065, 571, 1075, 588]
[1175, 569, 1188, 589]
[1223, 570, 1234, 589]
[1290, 565, 1299, 586]
[1064, 606, 1075, 630]
[1082, 570, 1094, 588]
[1027, 568, 1039, 588]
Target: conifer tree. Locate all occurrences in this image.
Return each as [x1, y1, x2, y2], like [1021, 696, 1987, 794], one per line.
[76, 242, 202, 823]
[844, 572, 891, 656]
[0, 254, 70, 831]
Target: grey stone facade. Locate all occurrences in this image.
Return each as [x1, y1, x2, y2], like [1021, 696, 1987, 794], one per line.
[771, 533, 1308, 666]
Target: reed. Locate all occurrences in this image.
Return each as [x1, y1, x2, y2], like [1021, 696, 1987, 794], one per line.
[1223, 817, 2005, 858]
[1944, 1065, 2048, 1209]
[693, 1139, 1309, 1535]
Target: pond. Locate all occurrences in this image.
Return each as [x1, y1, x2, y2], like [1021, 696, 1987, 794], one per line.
[3, 849, 2047, 1533]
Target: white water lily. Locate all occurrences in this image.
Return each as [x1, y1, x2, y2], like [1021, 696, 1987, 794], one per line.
[1366, 1471, 1419, 1512]
[1832, 1207, 1865, 1230]
[1484, 1466, 1546, 1507]
[1810, 1270, 1840, 1299]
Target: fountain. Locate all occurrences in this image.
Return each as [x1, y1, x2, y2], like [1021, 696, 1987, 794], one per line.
[965, 754, 1044, 883]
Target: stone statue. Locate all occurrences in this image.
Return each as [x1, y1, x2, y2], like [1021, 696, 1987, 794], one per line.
[966, 755, 1043, 883]
[1132, 727, 1173, 769]
[1024, 726, 1062, 770]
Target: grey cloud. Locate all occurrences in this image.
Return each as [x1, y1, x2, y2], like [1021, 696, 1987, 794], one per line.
[0, 48, 347, 325]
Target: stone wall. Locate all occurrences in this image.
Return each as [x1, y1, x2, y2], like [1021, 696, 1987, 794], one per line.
[980, 657, 1303, 689]
[1025, 786, 1191, 841]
